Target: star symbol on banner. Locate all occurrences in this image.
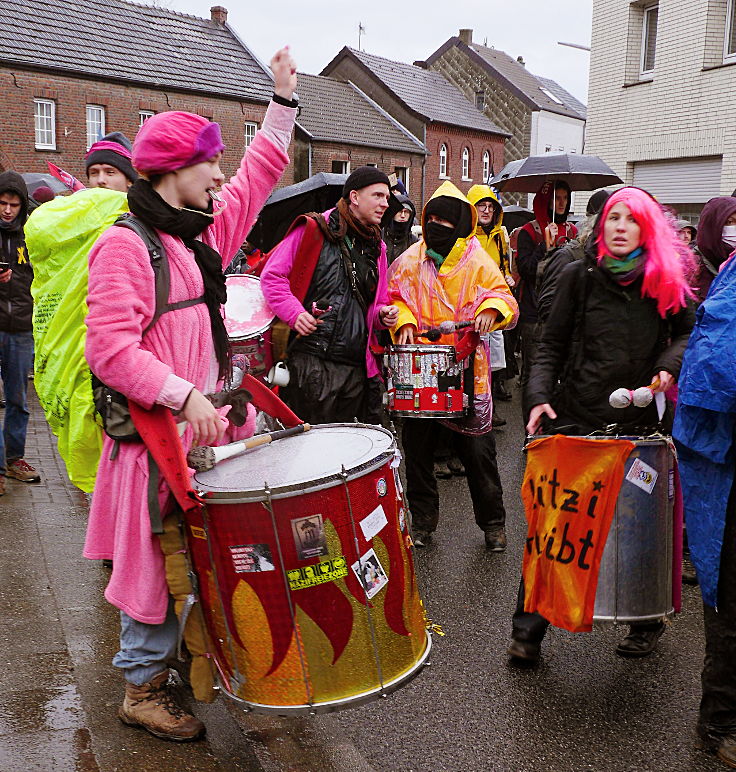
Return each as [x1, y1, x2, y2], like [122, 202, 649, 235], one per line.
[592, 480, 605, 492]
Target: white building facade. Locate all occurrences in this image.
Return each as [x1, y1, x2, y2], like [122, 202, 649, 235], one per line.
[586, 0, 736, 220]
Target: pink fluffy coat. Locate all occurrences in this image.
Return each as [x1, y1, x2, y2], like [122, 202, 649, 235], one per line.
[260, 208, 389, 378]
[84, 103, 294, 623]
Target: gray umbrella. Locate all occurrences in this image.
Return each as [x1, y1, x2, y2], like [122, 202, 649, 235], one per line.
[490, 154, 622, 193]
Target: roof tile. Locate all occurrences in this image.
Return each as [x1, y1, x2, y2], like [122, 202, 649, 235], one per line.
[0, 0, 274, 102]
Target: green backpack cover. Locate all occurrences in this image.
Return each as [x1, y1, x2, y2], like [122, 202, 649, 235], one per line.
[26, 188, 129, 492]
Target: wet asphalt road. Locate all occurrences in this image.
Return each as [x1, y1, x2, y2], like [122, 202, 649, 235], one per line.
[1, 385, 724, 771]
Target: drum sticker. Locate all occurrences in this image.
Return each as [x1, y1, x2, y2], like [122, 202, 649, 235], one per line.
[190, 525, 207, 540]
[291, 514, 328, 561]
[376, 478, 388, 497]
[360, 504, 388, 541]
[626, 458, 659, 494]
[287, 557, 348, 591]
[352, 549, 389, 599]
[399, 507, 406, 532]
[229, 544, 275, 573]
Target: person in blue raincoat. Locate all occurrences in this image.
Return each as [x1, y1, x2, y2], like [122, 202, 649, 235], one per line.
[673, 251, 736, 768]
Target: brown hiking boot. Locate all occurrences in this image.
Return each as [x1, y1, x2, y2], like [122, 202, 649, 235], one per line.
[0, 475, 5, 496]
[118, 670, 205, 742]
[6, 459, 41, 483]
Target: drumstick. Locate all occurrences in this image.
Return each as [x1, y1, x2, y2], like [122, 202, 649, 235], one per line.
[187, 423, 311, 472]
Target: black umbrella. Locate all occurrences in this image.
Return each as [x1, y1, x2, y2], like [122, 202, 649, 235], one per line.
[502, 204, 535, 232]
[490, 154, 622, 194]
[248, 173, 348, 252]
[21, 172, 71, 198]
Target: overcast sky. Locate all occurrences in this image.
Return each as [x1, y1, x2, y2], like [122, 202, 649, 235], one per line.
[159, 0, 593, 103]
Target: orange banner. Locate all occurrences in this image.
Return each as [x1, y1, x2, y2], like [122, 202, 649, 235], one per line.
[522, 435, 635, 632]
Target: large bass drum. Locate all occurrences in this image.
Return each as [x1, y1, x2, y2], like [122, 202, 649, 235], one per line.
[189, 424, 431, 715]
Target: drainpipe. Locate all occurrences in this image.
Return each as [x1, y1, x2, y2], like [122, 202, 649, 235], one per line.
[308, 142, 313, 178]
[421, 125, 427, 208]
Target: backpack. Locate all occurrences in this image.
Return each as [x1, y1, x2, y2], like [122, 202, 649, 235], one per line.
[91, 214, 206, 448]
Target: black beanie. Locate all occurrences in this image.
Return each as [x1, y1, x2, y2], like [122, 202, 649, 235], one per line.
[85, 131, 137, 182]
[342, 166, 391, 199]
[586, 188, 611, 216]
[423, 195, 474, 256]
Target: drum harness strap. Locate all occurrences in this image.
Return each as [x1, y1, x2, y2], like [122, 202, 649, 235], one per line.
[112, 214, 207, 533]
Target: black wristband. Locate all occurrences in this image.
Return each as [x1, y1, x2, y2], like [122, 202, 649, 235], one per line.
[272, 93, 298, 108]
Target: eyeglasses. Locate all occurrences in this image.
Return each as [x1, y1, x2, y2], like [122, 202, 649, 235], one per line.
[476, 203, 494, 211]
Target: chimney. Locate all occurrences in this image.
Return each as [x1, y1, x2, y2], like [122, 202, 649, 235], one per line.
[413, 60, 428, 69]
[210, 6, 228, 24]
[517, 55, 525, 66]
[458, 29, 473, 45]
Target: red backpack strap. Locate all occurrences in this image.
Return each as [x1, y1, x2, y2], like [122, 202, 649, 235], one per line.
[252, 214, 325, 303]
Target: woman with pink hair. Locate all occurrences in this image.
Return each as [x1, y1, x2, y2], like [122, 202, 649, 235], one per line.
[508, 186, 695, 665]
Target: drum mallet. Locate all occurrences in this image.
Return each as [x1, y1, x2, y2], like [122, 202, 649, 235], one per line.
[418, 320, 474, 341]
[187, 423, 311, 472]
[608, 377, 661, 409]
[285, 298, 332, 354]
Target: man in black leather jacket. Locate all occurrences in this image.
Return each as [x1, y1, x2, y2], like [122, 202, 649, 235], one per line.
[261, 166, 399, 424]
[0, 171, 41, 492]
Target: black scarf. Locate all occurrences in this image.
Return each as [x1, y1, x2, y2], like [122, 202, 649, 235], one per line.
[127, 179, 230, 381]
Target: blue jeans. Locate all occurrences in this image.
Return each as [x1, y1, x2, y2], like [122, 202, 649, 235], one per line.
[113, 600, 179, 685]
[0, 331, 34, 473]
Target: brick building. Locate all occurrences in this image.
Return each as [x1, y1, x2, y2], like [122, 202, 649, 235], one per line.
[293, 73, 426, 192]
[421, 30, 587, 207]
[585, 0, 736, 221]
[321, 47, 509, 207]
[0, 0, 285, 184]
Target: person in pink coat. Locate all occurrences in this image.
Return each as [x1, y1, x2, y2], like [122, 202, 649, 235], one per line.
[83, 48, 298, 742]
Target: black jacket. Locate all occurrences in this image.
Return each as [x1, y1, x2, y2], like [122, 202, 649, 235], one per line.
[382, 194, 418, 264]
[527, 249, 695, 433]
[291, 231, 377, 367]
[536, 237, 585, 325]
[0, 171, 33, 333]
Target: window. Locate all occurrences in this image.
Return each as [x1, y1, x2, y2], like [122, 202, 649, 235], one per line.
[439, 144, 448, 177]
[331, 160, 349, 174]
[726, 0, 736, 61]
[86, 105, 106, 150]
[539, 86, 563, 105]
[394, 166, 408, 193]
[244, 121, 258, 148]
[366, 162, 378, 167]
[475, 90, 485, 111]
[482, 151, 491, 183]
[462, 148, 470, 180]
[33, 99, 56, 150]
[640, 4, 658, 76]
[139, 110, 155, 127]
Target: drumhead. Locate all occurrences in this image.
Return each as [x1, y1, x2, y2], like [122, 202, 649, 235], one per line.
[224, 275, 275, 340]
[194, 423, 396, 501]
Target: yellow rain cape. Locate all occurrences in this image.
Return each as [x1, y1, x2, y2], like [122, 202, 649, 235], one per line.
[26, 188, 129, 492]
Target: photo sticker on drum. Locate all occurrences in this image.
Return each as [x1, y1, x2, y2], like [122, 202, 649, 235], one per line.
[287, 556, 348, 591]
[291, 514, 328, 560]
[229, 544, 275, 573]
[625, 457, 659, 495]
[351, 548, 388, 599]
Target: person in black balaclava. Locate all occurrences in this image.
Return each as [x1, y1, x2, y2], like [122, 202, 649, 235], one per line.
[388, 183, 518, 551]
[382, 193, 418, 264]
[0, 171, 42, 491]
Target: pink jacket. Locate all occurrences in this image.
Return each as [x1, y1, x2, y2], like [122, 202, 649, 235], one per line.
[83, 102, 295, 624]
[260, 208, 389, 378]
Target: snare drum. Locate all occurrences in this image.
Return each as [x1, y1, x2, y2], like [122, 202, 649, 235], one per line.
[385, 344, 467, 418]
[224, 275, 275, 378]
[189, 424, 431, 715]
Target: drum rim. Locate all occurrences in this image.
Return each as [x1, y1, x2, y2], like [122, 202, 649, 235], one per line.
[228, 320, 275, 341]
[387, 344, 457, 354]
[194, 422, 397, 502]
[218, 630, 432, 716]
[389, 409, 469, 418]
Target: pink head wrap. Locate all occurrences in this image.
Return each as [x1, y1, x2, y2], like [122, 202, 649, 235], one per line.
[132, 111, 225, 175]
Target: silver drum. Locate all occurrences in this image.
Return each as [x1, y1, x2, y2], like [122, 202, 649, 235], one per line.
[592, 436, 674, 624]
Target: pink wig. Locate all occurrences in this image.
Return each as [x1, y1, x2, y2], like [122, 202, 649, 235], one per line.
[596, 187, 694, 317]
